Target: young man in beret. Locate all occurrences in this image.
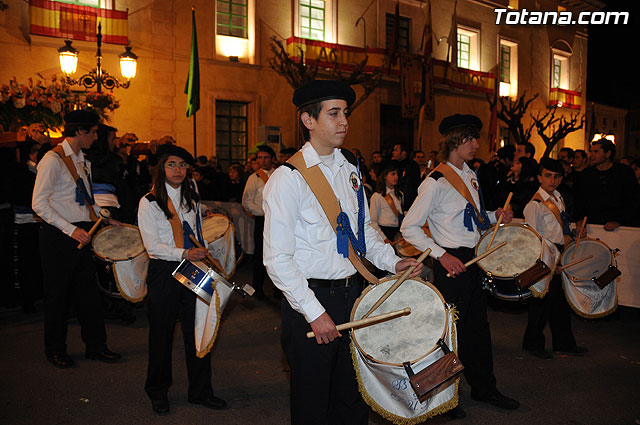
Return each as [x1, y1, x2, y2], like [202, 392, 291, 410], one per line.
[263, 80, 422, 424]
[32, 110, 121, 368]
[401, 113, 519, 416]
[242, 144, 277, 299]
[138, 144, 226, 415]
[522, 157, 587, 359]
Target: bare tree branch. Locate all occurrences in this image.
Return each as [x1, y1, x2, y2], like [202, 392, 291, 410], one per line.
[531, 106, 584, 158]
[486, 91, 538, 146]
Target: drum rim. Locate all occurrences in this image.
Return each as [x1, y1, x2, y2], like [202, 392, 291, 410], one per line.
[475, 222, 543, 278]
[350, 277, 448, 366]
[92, 223, 146, 262]
[202, 213, 231, 243]
[561, 238, 614, 281]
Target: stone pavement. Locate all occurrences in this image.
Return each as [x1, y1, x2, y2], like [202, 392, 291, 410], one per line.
[1, 259, 639, 425]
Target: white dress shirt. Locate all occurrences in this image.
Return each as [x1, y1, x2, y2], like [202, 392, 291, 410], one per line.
[242, 168, 274, 217]
[138, 182, 206, 261]
[369, 190, 402, 239]
[263, 142, 401, 323]
[401, 161, 497, 259]
[32, 140, 100, 237]
[523, 188, 566, 245]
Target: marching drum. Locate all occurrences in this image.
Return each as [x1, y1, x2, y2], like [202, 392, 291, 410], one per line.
[92, 224, 148, 303]
[202, 214, 240, 274]
[476, 223, 558, 301]
[560, 238, 619, 318]
[350, 277, 459, 424]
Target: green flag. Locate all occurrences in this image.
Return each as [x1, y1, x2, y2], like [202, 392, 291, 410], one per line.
[185, 9, 200, 117]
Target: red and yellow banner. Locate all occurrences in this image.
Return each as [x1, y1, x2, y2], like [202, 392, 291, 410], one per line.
[549, 87, 582, 110]
[432, 59, 495, 95]
[30, 0, 128, 45]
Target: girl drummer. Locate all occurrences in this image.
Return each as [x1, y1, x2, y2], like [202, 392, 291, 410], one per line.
[369, 165, 404, 243]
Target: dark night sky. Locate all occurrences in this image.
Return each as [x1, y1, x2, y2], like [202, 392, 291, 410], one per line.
[586, 0, 639, 109]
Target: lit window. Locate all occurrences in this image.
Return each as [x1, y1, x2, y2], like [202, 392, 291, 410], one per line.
[499, 39, 518, 97]
[457, 27, 479, 70]
[58, 0, 101, 6]
[217, 0, 248, 39]
[386, 13, 411, 52]
[216, 100, 249, 171]
[552, 53, 569, 89]
[300, 0, 325, 41]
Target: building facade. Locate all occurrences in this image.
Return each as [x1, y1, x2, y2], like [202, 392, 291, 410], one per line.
[0, 0, 599, 166]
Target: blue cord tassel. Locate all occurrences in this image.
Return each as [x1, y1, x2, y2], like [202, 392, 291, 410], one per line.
[336, 224, 349, 258]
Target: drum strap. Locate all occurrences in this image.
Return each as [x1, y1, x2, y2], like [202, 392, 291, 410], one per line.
[287, 152, 379, 285]
[52, 145, 98, 222]
[432, 163, 488, 232]
[256, 169, 270, 184]
[384, 193, 402, 218]
[531, 193, 572, 245]
[166, 197, 185, 249]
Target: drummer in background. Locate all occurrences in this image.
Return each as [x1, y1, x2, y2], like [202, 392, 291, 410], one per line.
[137, 144, 226, 415]
[263, 80, 422, 425]
[401, 114, 519, 417]
[522, 158, 588, 359]
[242, 144, 277, 300]
[32, 110, 121, 369]
[369, 165, 404, 243]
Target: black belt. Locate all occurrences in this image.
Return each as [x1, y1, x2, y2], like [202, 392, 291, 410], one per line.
[307, 274, 361, 289]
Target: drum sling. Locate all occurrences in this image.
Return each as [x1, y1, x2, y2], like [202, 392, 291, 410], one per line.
[287, 152, 379, 285]
[52, 145, 98, 222]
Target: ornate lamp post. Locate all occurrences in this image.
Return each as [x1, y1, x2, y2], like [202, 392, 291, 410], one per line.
[57, 23, 137, 93]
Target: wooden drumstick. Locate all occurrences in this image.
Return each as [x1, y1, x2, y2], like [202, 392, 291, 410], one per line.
[361, 249, 431, 319]
[557, 255, 593, 272]
[77, 208, 110, 249]
[390, 238, 406, 246]
[487, 192, 513, 249]
[571, 217, 588, 259]
[446, 241, 508, 277]
[306, 307, 411, 339]
[188, 234, 229, 279]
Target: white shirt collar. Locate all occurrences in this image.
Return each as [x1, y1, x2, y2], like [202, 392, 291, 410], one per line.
[61, 139, 84, 162]
[301, 142, 346, 169]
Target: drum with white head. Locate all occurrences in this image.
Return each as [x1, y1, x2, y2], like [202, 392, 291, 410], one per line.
[92, 224, 148, 302]
[561, 238, 618, 318]
[350, 277, 458, 423]
[202, 214, 239, 276]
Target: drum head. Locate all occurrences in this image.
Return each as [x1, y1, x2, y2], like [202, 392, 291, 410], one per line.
[202, 214, 230, 243]
[476, 223, 542, 278]
[562, 239, 612, 281]
[351, 278, 447, 366]
[92, 224, 145, 262]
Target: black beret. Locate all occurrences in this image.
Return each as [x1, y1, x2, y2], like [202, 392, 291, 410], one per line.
[539, 157, 564, 177]
[293, 80, 356, 109]
[157, 143, 195, 165]
[64, 110, 100, 126]
[257, 144, 276, 157]
[438, 114, 483, 135]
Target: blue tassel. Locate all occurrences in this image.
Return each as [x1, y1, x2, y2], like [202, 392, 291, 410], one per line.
[336, 224, 349, 258]
[463, 204, 475, 232]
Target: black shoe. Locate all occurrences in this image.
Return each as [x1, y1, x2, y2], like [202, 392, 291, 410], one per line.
[85, 347, 122, 363]
[471, 391, 520, 410]
[151, 399, 170, 415]
[447, 405, 466, 419]
[188, 396, 227, 410]
[554, 346, 588, 356]
[47, 353, 75, 369]
[525, 348, 553, 359]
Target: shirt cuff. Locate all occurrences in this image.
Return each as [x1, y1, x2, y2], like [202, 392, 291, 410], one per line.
[430, 245, 447, 259]
[301, 297, 326, 323]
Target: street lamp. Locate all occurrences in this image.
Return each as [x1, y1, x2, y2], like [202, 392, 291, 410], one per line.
[57, 22, 137, 92]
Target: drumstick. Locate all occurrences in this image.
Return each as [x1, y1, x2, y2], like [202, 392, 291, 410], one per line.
[390, 238, 406, 246]
[557, 255, 593, 272]
[188, 234, 229, 279]
[77, 209, 110, 249]
[571, 217, 588, 259]
[361, 249, 431, 319]
[446, 241, 508, 277]
[487, 192, 513, 249]
[306, 307, 411, 339]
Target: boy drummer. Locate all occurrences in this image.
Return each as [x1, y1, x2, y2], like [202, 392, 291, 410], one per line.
[522, 157, 588, 358]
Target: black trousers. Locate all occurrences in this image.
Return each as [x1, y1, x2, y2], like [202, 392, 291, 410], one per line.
[252, 216, 267, 293]
[281, 283, 368, 425]
[523, 274, 577, 351]
[433, 247, 497, 399]
[39, 222, 106, 356]
[144, 259, 214, 402]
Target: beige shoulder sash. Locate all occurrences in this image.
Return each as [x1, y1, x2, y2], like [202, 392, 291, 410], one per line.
[432, 162, 484, 224]
[52, 145, 98, 222]
[288, 152, 379, 285]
